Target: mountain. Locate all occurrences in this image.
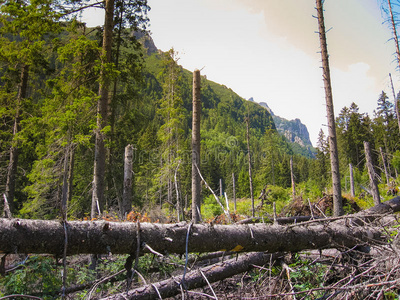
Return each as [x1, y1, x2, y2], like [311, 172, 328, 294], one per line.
[250, 98, 316, 157]
[142, 33, 315, 158]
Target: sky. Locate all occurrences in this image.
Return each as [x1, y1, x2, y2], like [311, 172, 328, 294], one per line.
[82, 0, 400, 146]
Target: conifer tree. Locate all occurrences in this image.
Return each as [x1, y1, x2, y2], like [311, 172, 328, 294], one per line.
[0, 0, 60, 214]
[156, 49, 186, 211]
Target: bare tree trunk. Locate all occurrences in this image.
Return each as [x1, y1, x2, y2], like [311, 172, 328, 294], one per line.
[92, 0, 114, 219]
[174, 161, 181, 222]
[2, 194, 12, 218]
[0, 215, 386, 256]
[290, 156, 296, 200]
[219, 178, 223, 197]
[389, 73, 400, 134]
[122, 145, 134, 218]
[349, 163, 355, 198]
[101, 252, 282, 300]
[380, 147, 390, 186]
[192, 69, 201, 223]
[5, 65, 29, 214]
[364, 141, 380, 205]
[61, 146, 70, 221]
[245, 117, 255, 217]
[316, 0, 343, 216]
[232, 173, 236, 212]
[388, 0, 400, 70]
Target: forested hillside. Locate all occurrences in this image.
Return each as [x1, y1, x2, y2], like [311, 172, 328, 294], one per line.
[0, 7, 317, 220]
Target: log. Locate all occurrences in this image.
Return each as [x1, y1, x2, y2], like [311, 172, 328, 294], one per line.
[0, 218, 384, 256]
[100, 252, 282, 300]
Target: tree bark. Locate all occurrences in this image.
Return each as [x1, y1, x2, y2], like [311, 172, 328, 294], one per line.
[100, 252, 282, 300]
[389, 73, 400, 135]
[61, 145, 70, 221]
[364, 141, 381, 205]
[388, 0, 400, 70]
[245, 117, 255, 217]
[380, 147, 390, 186]
[290, 156, 296, 200]
[92, 0, 115, 219]
[174, 161, 181, 222]
[232, 173, 237, 212]
[0, 215, 386, 256]
[316, 0, 343, 216]
[349, 163, 355, 198]
[122, 145, 134, 218]
[192, 69, 201, 223]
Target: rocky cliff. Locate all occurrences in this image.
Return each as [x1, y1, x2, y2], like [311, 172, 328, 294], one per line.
[250, 98, 315, 157]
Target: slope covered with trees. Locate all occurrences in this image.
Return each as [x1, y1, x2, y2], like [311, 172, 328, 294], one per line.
[0, 2, 317, 221]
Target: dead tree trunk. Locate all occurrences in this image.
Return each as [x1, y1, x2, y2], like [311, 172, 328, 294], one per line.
[389, 73, 400, 134]
[290, 156, 296, 200]
[349, 163, 355, 198]
[5, 65, 29, 214]
[192, 69, 201, 223]
[122, 145, 134, 218]
[316, 0, 343, 216]
[364, 141, 380, 205]
[245, 117, 255, 217]
[380, 147, 390, 186]
[2, 195, 12, 218]
[232, 173, 237, 212]
[0, 216, 385, 256]
[174, 161, 181, 222]
[61, 145, 70, 220]
[92, 0, 115, 219]
[100, 252, 282, 300]
[388, 0, 400, 69]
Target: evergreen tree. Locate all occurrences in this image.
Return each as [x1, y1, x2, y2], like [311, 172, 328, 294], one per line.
[21, 31, 100, 218]
[373, 91, 398, 154]
[156, 49, 186, 211]
[0, 0, 61, 214]
[337, 102, 373, 170]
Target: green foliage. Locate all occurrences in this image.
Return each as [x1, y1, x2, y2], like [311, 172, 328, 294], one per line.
[392, 151, 400, 174]
[296, 180, 324, 200]
[202, 194, 224, 220]
[0, 255, 61, 298]
[288, 257, 327, 296]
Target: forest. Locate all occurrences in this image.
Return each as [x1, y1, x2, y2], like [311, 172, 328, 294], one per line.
[2, 0, 400, 299]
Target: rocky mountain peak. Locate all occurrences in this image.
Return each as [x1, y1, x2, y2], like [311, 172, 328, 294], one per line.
[251, 98, 314, 154]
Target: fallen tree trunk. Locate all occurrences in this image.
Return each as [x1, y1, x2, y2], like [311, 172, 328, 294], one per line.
[100, 252, 282, 300]
[2, 197, 399, 256]
[0, 218, 384, 256]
